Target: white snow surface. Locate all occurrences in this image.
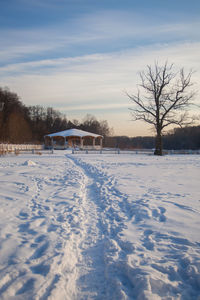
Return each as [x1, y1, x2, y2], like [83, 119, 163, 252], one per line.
[23, 160, 37, 166]
[0, 151, 199, 300]
[45, 128, 102, 138]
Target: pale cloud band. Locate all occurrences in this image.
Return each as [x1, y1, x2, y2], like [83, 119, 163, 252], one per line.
[0, 10, 199, 65]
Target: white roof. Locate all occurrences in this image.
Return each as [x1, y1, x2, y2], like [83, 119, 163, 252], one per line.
[45, 128, 103, 138]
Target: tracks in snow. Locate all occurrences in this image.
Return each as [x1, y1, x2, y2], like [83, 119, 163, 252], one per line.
[67, 155, 200, 300]
[1, 154, 200, 299]
[68, 154, 136, 300]
[0, 154, 133, 300]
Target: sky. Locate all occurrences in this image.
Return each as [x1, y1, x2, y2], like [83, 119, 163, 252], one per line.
[0, 0, 200, 136]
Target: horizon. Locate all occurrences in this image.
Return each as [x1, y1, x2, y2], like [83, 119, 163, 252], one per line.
[0, 0, 200, 136]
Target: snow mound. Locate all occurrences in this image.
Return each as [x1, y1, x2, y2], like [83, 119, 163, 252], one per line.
[23, 160, 37, 166]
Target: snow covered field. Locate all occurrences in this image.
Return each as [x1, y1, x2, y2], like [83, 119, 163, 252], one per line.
[0, 151, 199, 300]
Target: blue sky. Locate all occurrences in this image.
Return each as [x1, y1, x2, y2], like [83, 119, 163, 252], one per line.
[0, 0, 200, 136]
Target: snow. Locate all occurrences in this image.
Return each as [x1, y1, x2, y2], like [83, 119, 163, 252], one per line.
[0, 151, 199, 300]
[23, 160, 37, 166]
[45, 128, 102, 138]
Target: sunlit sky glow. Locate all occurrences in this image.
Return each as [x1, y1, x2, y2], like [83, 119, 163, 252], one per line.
[0, 0, 200, 136]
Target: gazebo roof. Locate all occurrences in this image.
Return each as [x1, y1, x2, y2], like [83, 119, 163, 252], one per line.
[45, 128, 103, 138]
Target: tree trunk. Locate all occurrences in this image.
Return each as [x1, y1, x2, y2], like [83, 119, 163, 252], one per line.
[154, 132, 162, 155]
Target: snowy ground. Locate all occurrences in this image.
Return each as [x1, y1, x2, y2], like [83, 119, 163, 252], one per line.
[0, 151, 199, 300]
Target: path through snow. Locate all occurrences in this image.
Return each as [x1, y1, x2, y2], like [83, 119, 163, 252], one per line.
[0, 152, 199, 299]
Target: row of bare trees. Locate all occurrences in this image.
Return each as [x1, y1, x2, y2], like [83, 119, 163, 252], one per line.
[0, 88, 111, 144]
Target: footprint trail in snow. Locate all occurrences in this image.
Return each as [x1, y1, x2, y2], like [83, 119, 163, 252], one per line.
[0, 152, 199, 299]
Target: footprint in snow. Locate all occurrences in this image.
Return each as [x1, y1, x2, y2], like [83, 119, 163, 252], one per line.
[34, 234, 47, 243]
[18, 211, 29, 220]
[152, 207, 166, 222]
[47, 224, 59, 232]
[18, 223, 37, 235]
[16, 278, 35, 295]
[30, 263, 50, 276]
[142, 229, 155, 250]
[30, 241, 49, 259]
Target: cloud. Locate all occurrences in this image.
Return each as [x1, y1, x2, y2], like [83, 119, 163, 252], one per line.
[1, 41, 199, 111]
[1, 40, 200, 76]
[58, 102, 130, 112]
[0, 10, 199, 65]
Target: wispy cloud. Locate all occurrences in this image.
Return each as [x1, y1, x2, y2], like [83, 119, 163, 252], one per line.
[0, 10, 199, 65]
[1, 41, 199, 106]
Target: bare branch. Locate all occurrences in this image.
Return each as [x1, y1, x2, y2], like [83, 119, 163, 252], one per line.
[126, 91, 156, 118]
[127, 61, 197, 155]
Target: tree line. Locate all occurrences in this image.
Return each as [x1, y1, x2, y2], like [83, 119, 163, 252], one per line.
[105, 125, 200, 150]
[0, 87, 110, 144]
[0, 86, 199, 149]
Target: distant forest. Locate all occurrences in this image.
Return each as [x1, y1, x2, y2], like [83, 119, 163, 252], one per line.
[0, 87, 110, 143]
[0, 87, 200, 149]
[105, 125, 200, 150]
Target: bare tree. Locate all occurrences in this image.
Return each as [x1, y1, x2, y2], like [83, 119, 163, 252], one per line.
[127, 62, 196, 155]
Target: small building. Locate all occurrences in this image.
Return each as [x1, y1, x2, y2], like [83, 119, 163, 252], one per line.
[44, 128, 103, 150]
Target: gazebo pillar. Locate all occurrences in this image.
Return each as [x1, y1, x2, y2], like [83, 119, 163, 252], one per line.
[44, 136, 47, 148]
[51, 137, 53, 149]
[100, 137, 103, 149]
[93, 137, 95, 148]
[64, 137, 66, 149]
[80, 137, 83, 149]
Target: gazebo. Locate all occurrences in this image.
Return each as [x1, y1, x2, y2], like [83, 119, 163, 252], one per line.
[44, 128, 103, 150]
